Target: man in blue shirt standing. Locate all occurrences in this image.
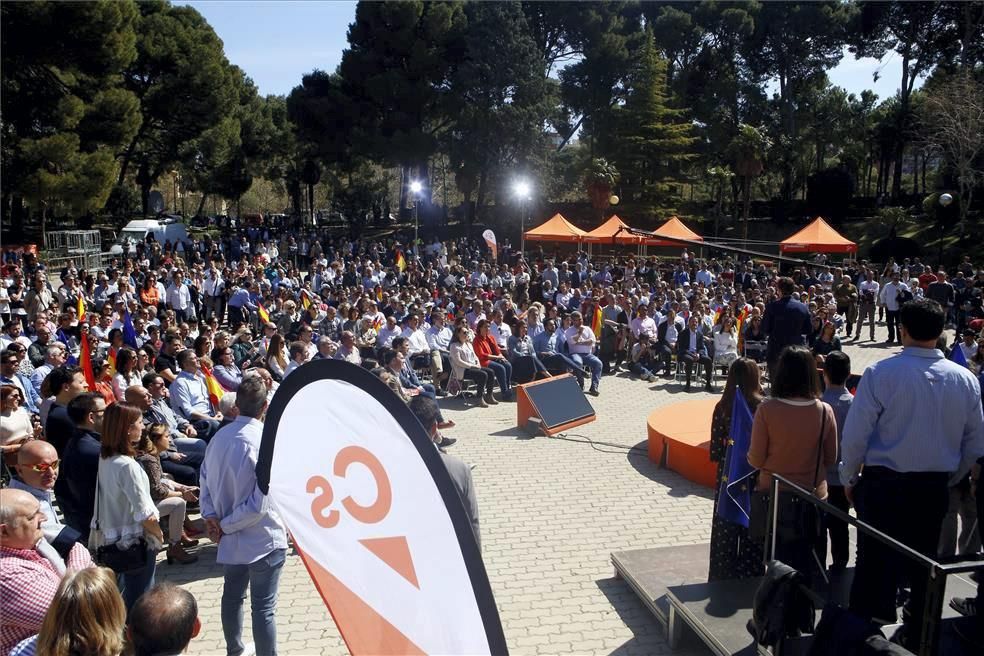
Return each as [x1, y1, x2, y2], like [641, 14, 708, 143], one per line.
[840, 299, 984, 649]
[200, 376, 287, 656]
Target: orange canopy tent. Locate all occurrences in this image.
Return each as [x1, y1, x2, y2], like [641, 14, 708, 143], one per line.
[582, 215, 641, 244]
[643, 216, 703, 247]
[523, 213, 587, 243]
[779, 217, 857, 254]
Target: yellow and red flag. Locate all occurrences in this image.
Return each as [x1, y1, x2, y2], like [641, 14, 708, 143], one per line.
[80, 335, 96, 390]
[301, 291, 312, 311]
[375, 286, 383, 302]
[395, 250, 406, 273]
[591, 305, 603, 339]
[77, 296, 86, 322]
[258, 302, 271, 324]
[106, 347, 117, 378]
[201, 364, 226, 407]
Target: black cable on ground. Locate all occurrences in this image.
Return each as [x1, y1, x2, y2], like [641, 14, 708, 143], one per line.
[553, 432, 649, 456]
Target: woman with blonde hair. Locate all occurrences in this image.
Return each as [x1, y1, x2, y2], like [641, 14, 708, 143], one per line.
[10, 567, 126, 656]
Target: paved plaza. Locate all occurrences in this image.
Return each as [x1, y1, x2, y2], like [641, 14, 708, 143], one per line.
[159, 322, 909, 655]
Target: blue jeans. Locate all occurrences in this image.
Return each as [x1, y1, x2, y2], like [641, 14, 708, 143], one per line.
[119, 546, 157, 612]
[486, 359, 513, 396]
[222, 548, 287, 656]
[541, 353, 585, 385]
[630, 361, 654, 378]
[571, 352, 602, 390]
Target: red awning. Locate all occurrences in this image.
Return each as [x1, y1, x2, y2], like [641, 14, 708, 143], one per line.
[779, 217, 857, 254]
[524, 213, 587, 243]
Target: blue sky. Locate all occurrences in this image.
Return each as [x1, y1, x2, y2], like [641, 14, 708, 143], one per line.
[183, 0, 920, 103]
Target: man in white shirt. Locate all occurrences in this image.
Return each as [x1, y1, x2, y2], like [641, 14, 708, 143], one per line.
[375, 315, 402, 349]
[489, 309, 512, 351]
[167, 272, 192, 322]
[629, 304, 658, 340]
[855, 270, 880, 341]
[879, 271, 910, 344]
[565, 311, 602, 396]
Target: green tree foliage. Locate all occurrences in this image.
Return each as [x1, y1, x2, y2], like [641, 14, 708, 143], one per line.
[748, 1, 855, 200]
[1, 1, 141, 228]
[338, 1, 466, 206]
[447, 1, 555, 223]
[612, 31, 698, 219]
[852, 1, 963, 199]
[118, 1, 238, 216]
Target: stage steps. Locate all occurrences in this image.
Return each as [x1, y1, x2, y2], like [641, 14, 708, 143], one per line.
[612, 545, 981, 655]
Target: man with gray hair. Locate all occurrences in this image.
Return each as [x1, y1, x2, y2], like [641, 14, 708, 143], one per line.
[199, 376, 286, 656]
[30, 343, 67, 394]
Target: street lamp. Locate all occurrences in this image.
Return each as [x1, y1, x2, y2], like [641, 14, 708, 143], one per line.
[410, 181, 423, 256]
[514, 181, 531, 255]
[937, 192, 954, 267]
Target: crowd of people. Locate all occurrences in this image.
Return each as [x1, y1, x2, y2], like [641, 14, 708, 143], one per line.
[2, 218, 984, 655]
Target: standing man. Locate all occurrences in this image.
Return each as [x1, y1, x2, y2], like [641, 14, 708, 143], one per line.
[840, 299, 984, 649]
[879, 271, 910, 345]
[200, 377, 287, 656]
[855, 270, 880, 342]
[761, 277, 812, 379]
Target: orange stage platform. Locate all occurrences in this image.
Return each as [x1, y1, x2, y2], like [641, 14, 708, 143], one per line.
[646, 398, 718, 488]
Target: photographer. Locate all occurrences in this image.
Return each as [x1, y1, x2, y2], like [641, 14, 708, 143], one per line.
[629, 333, 657, 382]
[855, 269, 880, 341]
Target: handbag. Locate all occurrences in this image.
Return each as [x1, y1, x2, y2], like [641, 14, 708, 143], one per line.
[91, 475, 148, 574]
[748, 403, 827, 544]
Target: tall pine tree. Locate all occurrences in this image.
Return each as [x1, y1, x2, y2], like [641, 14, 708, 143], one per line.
[612, 30, 697, 220]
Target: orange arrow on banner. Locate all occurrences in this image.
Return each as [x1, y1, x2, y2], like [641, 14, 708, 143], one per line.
[359, 536, 419, 589]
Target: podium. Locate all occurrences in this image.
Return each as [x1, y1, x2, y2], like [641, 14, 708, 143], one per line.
[516, 374, 596, 436]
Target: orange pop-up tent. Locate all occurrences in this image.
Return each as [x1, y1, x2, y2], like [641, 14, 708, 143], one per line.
[779, 217, 857, 254]
[643, 216, 703, 247]
[523, 213, 587, 243]
[582, 215, 641, 244]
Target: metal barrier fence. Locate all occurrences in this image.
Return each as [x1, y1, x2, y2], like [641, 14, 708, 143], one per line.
[768, 474, 983, 655]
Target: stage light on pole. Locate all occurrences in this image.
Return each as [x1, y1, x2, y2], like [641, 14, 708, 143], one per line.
[939, 192, 953, 207]
[410, 181, 423, 253]
[514, 181, 531, 255]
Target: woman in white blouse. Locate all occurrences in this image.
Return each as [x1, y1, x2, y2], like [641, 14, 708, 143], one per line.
[90, 402, 163, 611]
[111, 347, 142, 401]
[449, 325, 496, 407]
[713, 316, 740, 369]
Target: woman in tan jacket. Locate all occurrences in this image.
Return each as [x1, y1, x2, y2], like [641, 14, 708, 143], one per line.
[749, 345, 838, 579]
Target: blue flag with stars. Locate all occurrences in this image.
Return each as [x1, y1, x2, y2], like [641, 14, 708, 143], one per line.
[949, 343, 969, 369]
[122, 309, 139, 349]
[716, 391, 756, 527]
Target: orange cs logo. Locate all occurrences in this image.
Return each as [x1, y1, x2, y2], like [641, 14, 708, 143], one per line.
[306, 446, 392, 528]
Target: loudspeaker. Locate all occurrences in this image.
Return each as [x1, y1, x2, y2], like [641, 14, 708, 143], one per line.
[516, 373, 596, 436]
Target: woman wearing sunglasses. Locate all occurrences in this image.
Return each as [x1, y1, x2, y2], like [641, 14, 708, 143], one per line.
[1, 384, 35, 465]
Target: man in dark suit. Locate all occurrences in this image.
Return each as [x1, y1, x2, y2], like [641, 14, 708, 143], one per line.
[654, 309, 683, 377]
[762, 277, 812, 378]
[677, 315, 712, 391]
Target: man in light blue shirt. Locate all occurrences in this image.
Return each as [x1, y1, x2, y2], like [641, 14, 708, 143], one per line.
[200, 377, 287, 656]
[169, 350, 221, 440]
[840, 299, 984, 646]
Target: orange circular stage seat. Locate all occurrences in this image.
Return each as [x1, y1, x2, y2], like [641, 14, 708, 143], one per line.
[646, 398, 718, 488]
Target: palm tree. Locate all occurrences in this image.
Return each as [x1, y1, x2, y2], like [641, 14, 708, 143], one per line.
[727, 124, 771, 246]
[583, 158, 619, 222]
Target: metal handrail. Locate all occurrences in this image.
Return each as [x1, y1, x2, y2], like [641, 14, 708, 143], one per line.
[768, 473, 984, 656]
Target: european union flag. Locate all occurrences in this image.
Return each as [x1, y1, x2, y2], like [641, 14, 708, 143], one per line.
[949, 343, 969, 369]
[716, 392, 757, 527]
[122, 310, 139, 349]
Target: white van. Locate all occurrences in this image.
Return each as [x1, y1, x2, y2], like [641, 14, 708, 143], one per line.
[110, 217, 189, 255]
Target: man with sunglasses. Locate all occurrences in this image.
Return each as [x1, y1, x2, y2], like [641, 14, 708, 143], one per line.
[8, 440, 83, 558]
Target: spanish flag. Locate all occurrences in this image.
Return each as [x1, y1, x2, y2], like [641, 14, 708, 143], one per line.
[77, 296, 86, 322]
[201, 363, 225, 408]
[375, 287, 383, 302]
[395, 250, 406, 273]
[713, 308, 722, 325]
[591, 305, 603, 339]
[80, 335, 96, 390]
[258, 302, 270, 324]
[301, 292, 312, 311]
[106, 347, 117, 378]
